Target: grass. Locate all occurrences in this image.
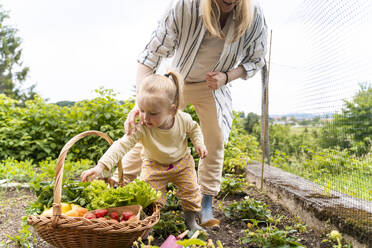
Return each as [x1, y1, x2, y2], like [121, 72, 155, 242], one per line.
[272, 150, 372, 201]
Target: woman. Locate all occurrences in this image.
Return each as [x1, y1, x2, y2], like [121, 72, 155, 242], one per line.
[122, 0, 267, 227]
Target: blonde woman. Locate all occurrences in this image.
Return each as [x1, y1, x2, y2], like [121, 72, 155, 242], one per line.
[123, 0, 267, 227]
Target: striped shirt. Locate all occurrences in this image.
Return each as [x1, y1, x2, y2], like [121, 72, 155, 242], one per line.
[138, 0, 268, 143]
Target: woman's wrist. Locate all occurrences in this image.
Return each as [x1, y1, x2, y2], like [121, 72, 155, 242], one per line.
[223, 71, 229, 85]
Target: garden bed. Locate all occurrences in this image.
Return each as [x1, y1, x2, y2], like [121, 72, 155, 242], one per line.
[1, 184, 345, 248]
[246, 161, 372, 248]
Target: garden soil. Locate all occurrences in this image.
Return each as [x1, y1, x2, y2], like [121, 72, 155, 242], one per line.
[0, 187, 336, 247]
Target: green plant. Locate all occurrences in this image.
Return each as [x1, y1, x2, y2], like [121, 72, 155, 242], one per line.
[152, 210, 187, 240]
[176, 238, 207, 247]
[272, 147, 372, 200]
[329, 230, 342, 248]
[0, 91, 134, 162]
[241, 226, 305, 247]
[243, 112, 260, 134]
[164, 184, 182, 211]
[6, 215, 37, 248]
[0, 159, 36, 182]
[252, 123, 318, 159]
[321, 230, 353, 248]
[218, 174, 248, 198]
[87, 179, 161, 210]
[224, 196, 271, 222]
[319, 84, 372, 155]
[223, 113, 260, 174]
[6, 224, 35, 248]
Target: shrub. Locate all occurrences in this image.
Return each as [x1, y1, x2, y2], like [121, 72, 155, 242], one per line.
[0, 89, 134, 162]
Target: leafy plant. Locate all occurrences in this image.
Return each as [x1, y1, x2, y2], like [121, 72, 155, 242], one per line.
[321, 230, 353, 248]
[164, 184, 182, 211]
[6, 223, 36, 248]
[152, 210, 187, 240]
[176, 238, 207, 247]
[0, 159, 36, 182]
[218, 174, 248, 198]
[0, 91, 134, 162]
[86, 179, 161, 210]
[241, 226, 305, 247]
[271, 147, 372, 200]
[224, 196, 271, 222]
[223, 113, 260, 174]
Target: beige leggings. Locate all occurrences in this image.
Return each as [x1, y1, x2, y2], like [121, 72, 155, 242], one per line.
[115, 82, 225, 196]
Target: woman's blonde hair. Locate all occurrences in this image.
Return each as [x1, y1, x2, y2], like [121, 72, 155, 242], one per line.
[201, 0, 254, 42]
[137, 69, 183, 115]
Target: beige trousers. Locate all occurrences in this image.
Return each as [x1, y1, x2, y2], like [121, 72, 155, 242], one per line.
[115, 82, 225, 196]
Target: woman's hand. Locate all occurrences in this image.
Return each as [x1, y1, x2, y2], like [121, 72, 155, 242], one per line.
[80, 164, 104, 182]
[205, 71, 227, 90]
[195, 145, 208, 159]
[124, 105, 142, 135]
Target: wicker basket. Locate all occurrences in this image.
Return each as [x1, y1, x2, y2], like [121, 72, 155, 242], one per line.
[28, 130, 160, 248]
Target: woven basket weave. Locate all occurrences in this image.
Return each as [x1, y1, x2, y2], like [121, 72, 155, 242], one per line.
[28, 130, 160, 248]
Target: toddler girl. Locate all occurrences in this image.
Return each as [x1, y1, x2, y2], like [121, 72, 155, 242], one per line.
[81, 70, 207, 231]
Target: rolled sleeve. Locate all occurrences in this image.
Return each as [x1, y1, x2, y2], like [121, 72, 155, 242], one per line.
[240, 6, 268, 80]
[98, 128, 142, 170]
[137, 2, 180, 70]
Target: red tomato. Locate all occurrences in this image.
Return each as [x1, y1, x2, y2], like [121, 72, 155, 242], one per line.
[121, 211, 134, 221]
[84, 212, 96, 219]
[95, 209, 108, 218]
[110, 211, 120, 221]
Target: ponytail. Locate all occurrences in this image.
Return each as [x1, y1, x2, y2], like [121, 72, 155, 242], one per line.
[138, 69, 184, 115]
[165, 70, 183, 111]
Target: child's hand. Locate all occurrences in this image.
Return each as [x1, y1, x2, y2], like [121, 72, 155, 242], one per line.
[80, 164, 104, 182]
[196, 145, 208, 159]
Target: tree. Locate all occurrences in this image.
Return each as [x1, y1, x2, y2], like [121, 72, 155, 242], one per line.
[319, 84, 372, 155]
[339, 84, 372, 142]
[244, 112, 260, 134]
[0, 5, 35, 102]
[55, 100, 76, 107]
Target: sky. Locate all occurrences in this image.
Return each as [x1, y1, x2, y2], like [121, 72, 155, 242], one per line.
[2, 0, 371, 115]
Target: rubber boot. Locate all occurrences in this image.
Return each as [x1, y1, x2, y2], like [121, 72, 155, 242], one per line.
[199, 195, 220, 227]
[184, 211, 205, 231]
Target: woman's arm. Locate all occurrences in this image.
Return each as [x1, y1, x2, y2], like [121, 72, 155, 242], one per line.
[239, 5, 268, 80]
[124, 63, 154, 135]
[137, 1, 180, 71]
[126, 1, 181, 135]
[136, 63, 154, 88]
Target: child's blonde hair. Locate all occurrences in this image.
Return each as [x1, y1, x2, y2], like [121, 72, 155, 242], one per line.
[201, 0, 254, 42]
[137, 69, 183, 114]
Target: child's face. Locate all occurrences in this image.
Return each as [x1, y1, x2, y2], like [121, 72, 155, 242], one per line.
[138, 95, 175, 129]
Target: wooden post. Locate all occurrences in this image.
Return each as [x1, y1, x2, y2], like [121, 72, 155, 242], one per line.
[260, 30, 273, 190]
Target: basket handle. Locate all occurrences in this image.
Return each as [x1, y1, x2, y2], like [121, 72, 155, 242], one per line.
[52, 130, 123, 225]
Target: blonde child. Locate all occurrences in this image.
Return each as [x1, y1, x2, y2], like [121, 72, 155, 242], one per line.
[81, 70, 207, 231]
